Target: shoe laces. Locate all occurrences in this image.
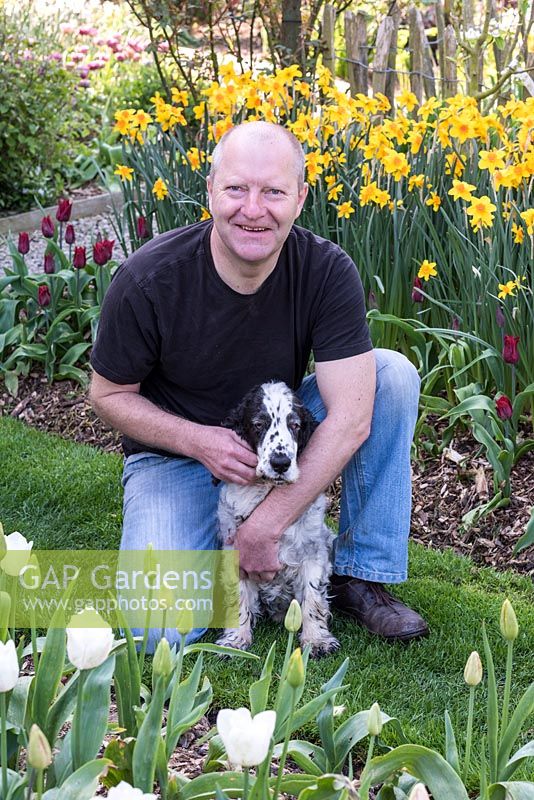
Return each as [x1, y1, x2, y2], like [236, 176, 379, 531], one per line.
[364, 581, 397, 609]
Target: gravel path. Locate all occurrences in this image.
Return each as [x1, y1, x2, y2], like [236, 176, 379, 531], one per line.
[0, 211, 131, 275]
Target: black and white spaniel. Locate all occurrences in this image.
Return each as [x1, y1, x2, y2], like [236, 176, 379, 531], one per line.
[216, 381, 339, 657]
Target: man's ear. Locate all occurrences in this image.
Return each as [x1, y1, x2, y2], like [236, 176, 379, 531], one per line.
[296, 182, 309, 217]
[297, 405, 318, 455]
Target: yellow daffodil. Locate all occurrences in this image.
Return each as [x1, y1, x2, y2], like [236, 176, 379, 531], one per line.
[152, 178, 169, 201]
[382, 149, 410, 181]
[448, 179, 476, 201]
[397, 90, 418, 112]
[337, 201, 355, 219]
[133, 109, 153, 131]
[200, 207, 211, 221]
[520, 209, 534, 235]
[511, 223, 524, 244]
[359, 181, 378, 207]
[171, 88, 189, 106]
[478, 149, 506, 173]
[418, 259, 438, 281]
[327, 184, 343, 201]
[498, 281, 517, 299]
[114, 164, 134, 182]
[408, 174, 425, 192]
[426, 192, 441, 212]
[466, 195, 497, 230]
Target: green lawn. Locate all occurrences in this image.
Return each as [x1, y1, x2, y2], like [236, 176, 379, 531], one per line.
[1, 416, 533, 784]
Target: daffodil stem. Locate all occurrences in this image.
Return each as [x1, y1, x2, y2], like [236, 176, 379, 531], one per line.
[273, 689, 297, 800]
[463, 685, 475, 783]
[1, 692, 8, 798]
[243, 766, 250, 800]
[501, 640, 514, 738]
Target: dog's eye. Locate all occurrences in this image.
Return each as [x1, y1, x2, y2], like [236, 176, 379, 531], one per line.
[253, 420, 265, 432]
[288, 420, 301, 432]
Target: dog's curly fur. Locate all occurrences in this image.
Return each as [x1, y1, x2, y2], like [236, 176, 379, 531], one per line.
[216, 381, 339, 657]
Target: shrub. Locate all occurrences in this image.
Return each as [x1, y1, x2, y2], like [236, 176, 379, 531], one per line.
[0, 4, 80, 212]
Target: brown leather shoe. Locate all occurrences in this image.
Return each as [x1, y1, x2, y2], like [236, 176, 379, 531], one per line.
[330, 576, 429, 641]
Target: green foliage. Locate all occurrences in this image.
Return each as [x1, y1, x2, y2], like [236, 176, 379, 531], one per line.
[0, 5, 79, 212]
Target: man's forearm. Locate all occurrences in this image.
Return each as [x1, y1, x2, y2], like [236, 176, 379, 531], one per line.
[251, 413, 371, 535]
[91, 390, 204, 458]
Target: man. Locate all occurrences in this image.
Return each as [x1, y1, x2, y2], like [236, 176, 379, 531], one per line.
[90, 121, 429, 649]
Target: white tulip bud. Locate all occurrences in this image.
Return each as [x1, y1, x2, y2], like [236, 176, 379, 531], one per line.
[367, 702, 383, 736]
[284, 599, 302, 632]
[28, 724, 52, 769]
[464, 651, 483, 686]
[0, 531, 33, 577]
[500, 598, 518, 641]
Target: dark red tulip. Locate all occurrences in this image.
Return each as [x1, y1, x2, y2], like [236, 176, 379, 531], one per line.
[502, 335, 519, 365]
[411, 276, 424, 303]
[44, 253, 55, 274]
[136, 215, 148, 239]
[495, 395, 513, 421]
[452, 316, 460, 331]
[18, 232, 30, 254]
[65, 224, 76, 245]
[56, 199, 72, 222]
[93, 239, 114, 265]
[495, 305, 505, 329]
[38, 285, 51, 307]
[73, 246, 86, 269]
[41, 216, 55, 238]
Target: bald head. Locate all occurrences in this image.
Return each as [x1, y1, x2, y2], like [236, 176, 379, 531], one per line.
[209, 122, 306, 190]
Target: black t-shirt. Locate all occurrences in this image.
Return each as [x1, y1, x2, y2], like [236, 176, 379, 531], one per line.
[90, 220, 372, 456]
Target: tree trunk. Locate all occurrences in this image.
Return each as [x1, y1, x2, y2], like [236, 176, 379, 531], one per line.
[280, 0, 303, 66]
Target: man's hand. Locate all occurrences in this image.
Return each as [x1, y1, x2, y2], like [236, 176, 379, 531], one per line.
[195, 426, 258, 485]
[235, 514, 281, 583]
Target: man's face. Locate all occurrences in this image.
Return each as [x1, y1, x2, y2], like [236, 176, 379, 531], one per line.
[207, 132, 308, 274]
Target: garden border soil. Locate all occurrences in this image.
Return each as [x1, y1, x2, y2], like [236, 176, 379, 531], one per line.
[1, 372, 533, 578]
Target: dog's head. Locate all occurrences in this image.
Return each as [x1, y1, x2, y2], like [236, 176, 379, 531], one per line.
[222, 381, 318, 484]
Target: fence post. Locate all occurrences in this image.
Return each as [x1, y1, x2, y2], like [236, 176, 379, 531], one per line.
[408, 5, 436, 101]
[435, 0, 446, 98]
[443, 24, 457, 97]
[345, 10, 368, 96]
[372, 16, 394, 98]
[322, 4, 336, 75]
[385, 3, 401, 110]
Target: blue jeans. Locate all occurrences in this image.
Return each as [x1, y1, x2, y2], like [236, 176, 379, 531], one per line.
[121, 349, 420, 650]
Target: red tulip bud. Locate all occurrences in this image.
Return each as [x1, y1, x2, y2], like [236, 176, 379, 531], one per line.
[495, 394, 513, 420]
[44, 253, 55, 274]
[65, 224, 76, 245]
[136, 215, 149, 239]
[41, 216, 55, 239]
[368, 290, 378, 310]
[452, 316, 460, 331]
[56, 198, 73, 222]
[18, 232, 30, 255]
[93, 239, 114, 266]
[411, 276, 424, 303]
[502, 335, 519, 365]
[73, 246, 87, 269]
[38, 285, 51, 307]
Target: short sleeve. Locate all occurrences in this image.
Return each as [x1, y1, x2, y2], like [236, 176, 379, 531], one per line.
[311, 251, 372, 362]
[90, 264, 160, 384]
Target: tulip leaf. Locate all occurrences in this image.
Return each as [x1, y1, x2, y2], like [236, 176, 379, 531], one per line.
[71, 654, 115, 771]
[272, 740, 326, 776]
[249, 640, 276, 715]
[42, 757, 112, 800]
[277, 686, 348, 742]
[46, 670, 79, 746]
[482, 622, 500, 785]
[497, 683, 534, 778]
[175, 770, 247, 799]
[501, 741, 534, 782]
[333, 709, 396, 773]
[294, 773, 354, 799]
[513, 507, 534, 555]
[488, 782, 534, 800]
[359, 744, 469, 799]
[31, 625, 66, 736]
[184, 642, 260, 660]
[444, 710, 461, 775]
[165, 681, 213, 759]
[132, 673, 167, 792]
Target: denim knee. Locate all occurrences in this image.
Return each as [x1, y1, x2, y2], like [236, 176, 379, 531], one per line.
[375, 349, 420, 407]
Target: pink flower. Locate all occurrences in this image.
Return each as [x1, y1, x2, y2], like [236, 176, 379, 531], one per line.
[44, 253, 55, 274]
[78, 26, 98, 36]
[65, 224, 75, 245]
[93, 239, 114, 265]
[38, 285, 51, 307]
[18, 232, 30, 255]
[56, 198, 72, 222]
[411, 276, 424, 303]
[137, 216, 149, 239]
[41, 216, 55, 238]
[73, 246, 86, 269]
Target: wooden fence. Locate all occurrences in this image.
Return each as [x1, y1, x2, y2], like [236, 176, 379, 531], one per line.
[321, 0, 534, 106]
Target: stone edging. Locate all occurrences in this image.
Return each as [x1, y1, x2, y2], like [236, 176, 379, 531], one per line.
[0, 192, 124, 236]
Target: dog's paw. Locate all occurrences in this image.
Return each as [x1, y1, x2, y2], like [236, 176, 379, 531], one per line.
[215, 630, 252, 655]
[302, 635, 340, 659]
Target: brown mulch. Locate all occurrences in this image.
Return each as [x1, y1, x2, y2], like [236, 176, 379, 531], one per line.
[1, 372, 533, 577]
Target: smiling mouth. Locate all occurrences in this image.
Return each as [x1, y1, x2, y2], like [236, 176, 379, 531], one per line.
[237, 225, 269, 232]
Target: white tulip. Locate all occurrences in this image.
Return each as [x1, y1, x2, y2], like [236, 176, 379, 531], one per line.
[0, 639, 19, 692]
[1, 531, 33, 577]
[66, 609, 114, 670]
[408, 784, 431, 800]
[91, 781, 156, 799]
[217, 707, 276, 767]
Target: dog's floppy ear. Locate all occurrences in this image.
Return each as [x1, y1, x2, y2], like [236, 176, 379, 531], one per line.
[221, 397, 249, 441]
[297, 405, 319, 455]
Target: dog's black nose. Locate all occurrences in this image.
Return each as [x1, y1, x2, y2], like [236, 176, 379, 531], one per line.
[270, 453, 291, 474]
